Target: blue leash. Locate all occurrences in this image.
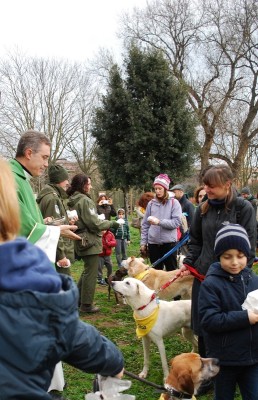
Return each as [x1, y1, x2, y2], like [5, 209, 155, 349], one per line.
[152, 233, 190, 268]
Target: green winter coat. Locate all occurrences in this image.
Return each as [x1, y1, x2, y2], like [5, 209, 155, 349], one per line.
[9, 159, 46, 243]
[37, 184, 75, 263]
[68, 191, 119, 256]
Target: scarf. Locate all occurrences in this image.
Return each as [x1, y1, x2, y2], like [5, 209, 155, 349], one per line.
[134, 306, 159, 338]
[208, 198, 226, 207]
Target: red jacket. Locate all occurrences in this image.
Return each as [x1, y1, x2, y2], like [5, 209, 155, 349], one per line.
[99, 230, 116, 257]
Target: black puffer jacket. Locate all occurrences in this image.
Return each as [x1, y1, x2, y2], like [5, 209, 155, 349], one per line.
[184, 196, 256, 274]
[199, 262, 258, 366]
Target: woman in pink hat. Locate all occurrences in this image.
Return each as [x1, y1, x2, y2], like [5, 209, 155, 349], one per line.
[140, 174, 182, 270]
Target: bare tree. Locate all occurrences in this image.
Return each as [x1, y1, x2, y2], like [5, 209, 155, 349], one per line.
[0, 51, 98, 168]
[120, 0, 258, 178]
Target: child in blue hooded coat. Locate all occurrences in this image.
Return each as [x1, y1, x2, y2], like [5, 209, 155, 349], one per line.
[0, 158, 124, 400]
[199, 223, 258, 400]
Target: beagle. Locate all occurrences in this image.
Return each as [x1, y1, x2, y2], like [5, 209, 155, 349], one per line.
[159, 353, 219, 399]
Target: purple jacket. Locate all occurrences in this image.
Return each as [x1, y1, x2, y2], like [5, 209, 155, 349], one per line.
[140, 197, 182, 245]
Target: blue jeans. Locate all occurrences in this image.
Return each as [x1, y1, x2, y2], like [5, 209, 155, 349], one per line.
[214, 364, 258, 400]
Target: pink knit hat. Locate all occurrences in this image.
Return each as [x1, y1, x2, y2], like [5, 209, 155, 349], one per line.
[153, 174, 171, 191]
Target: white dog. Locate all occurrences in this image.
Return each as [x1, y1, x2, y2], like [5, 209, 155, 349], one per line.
[112, 277, 197, 379]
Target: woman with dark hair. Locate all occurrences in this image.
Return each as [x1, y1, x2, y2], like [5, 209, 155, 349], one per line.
[67, 174, 120, 313]
[177, 164, 257, 395]
[140, 174, 182, 271]
[194, 185, 206, 205]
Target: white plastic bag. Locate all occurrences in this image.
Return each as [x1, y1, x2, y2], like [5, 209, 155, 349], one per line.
[85, 376, 135, 400]
[242, 289, 258, 313]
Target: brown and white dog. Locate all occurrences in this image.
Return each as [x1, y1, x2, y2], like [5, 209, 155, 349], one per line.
[112, 277, 197, 379]
[159, 353, 219, 400]
[122, 256, 193, 300]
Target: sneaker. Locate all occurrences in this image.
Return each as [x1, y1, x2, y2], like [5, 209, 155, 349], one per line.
[98, 279, 107, 286]
[49, 392, 67, 400]
[80, 304, 100, 313]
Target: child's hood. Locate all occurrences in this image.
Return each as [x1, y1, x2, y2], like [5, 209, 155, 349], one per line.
[0, 238, 62, 293]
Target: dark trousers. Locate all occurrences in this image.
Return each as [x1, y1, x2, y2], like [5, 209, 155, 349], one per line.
[148, 242, 177, 271]
[214, 364, 258, 400]
[98, 255, 113, 279]
[78, 254, 99, 305]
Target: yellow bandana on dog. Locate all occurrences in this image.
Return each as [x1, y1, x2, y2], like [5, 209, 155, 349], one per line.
[134, 270, 150, 281]
[158, 395, 196, 400]
[133, 306, 159, 338]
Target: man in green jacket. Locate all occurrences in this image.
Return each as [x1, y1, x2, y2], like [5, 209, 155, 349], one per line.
[37, 164, 76, 275]
[10, 130, 80, 263]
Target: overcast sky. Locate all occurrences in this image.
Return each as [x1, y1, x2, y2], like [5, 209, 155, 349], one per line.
[0, 0, 147, 62]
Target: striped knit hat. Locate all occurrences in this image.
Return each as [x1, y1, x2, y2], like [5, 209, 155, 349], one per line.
[153, 174, 171, 191]
[214, 223, 251, 258]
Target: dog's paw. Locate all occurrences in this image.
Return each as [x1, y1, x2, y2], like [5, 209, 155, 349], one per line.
[139, 370, 148, 379]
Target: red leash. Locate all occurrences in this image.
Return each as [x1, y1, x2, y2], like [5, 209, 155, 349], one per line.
[183, 263, 205, 282]
[157, 275, 180, 294]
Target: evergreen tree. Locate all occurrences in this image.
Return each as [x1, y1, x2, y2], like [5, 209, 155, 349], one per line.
[92, 46, 198, 191]
[92, 64, 132, 190]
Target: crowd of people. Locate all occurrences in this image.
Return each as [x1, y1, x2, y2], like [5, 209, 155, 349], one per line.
[1, 129, 258, 400]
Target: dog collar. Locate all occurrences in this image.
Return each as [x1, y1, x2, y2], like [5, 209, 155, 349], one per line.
[165, 384, 193, 399]
[134, 270, 150, 281]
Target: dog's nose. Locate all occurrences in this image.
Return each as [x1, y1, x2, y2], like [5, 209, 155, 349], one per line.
[213, 358, 220, 366]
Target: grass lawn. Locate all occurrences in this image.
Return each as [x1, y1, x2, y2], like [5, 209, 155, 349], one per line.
[61, 225, 255, 400]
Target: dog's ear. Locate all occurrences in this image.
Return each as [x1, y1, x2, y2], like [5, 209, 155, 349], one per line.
[167, 360, 194, 396]
[129, 266, 137, 276]
[136, 282, 140, 296]
[177, 373, 194, 395]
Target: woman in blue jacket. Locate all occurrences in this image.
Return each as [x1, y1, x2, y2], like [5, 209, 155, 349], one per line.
[0, 158, 124, 400]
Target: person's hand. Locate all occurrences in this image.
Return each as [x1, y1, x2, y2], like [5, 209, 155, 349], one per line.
[140, 244, 148, 258]
[67, 210, 79, 225]
[108, 198, 113, 205]
[69, 217, 78, 225]
[57, 257, 70, 267]
[60, 224, 81, 240]
[147, 216, 159, 225]
[248, 310, 258, 324]
[176, 264, 191, 278]
[114, 368, 124, 379]
[127, 240, 131, 245]
[44, 216, 53, 224]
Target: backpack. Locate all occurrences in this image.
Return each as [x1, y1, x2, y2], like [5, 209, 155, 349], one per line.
[173, 201, 188, 241]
